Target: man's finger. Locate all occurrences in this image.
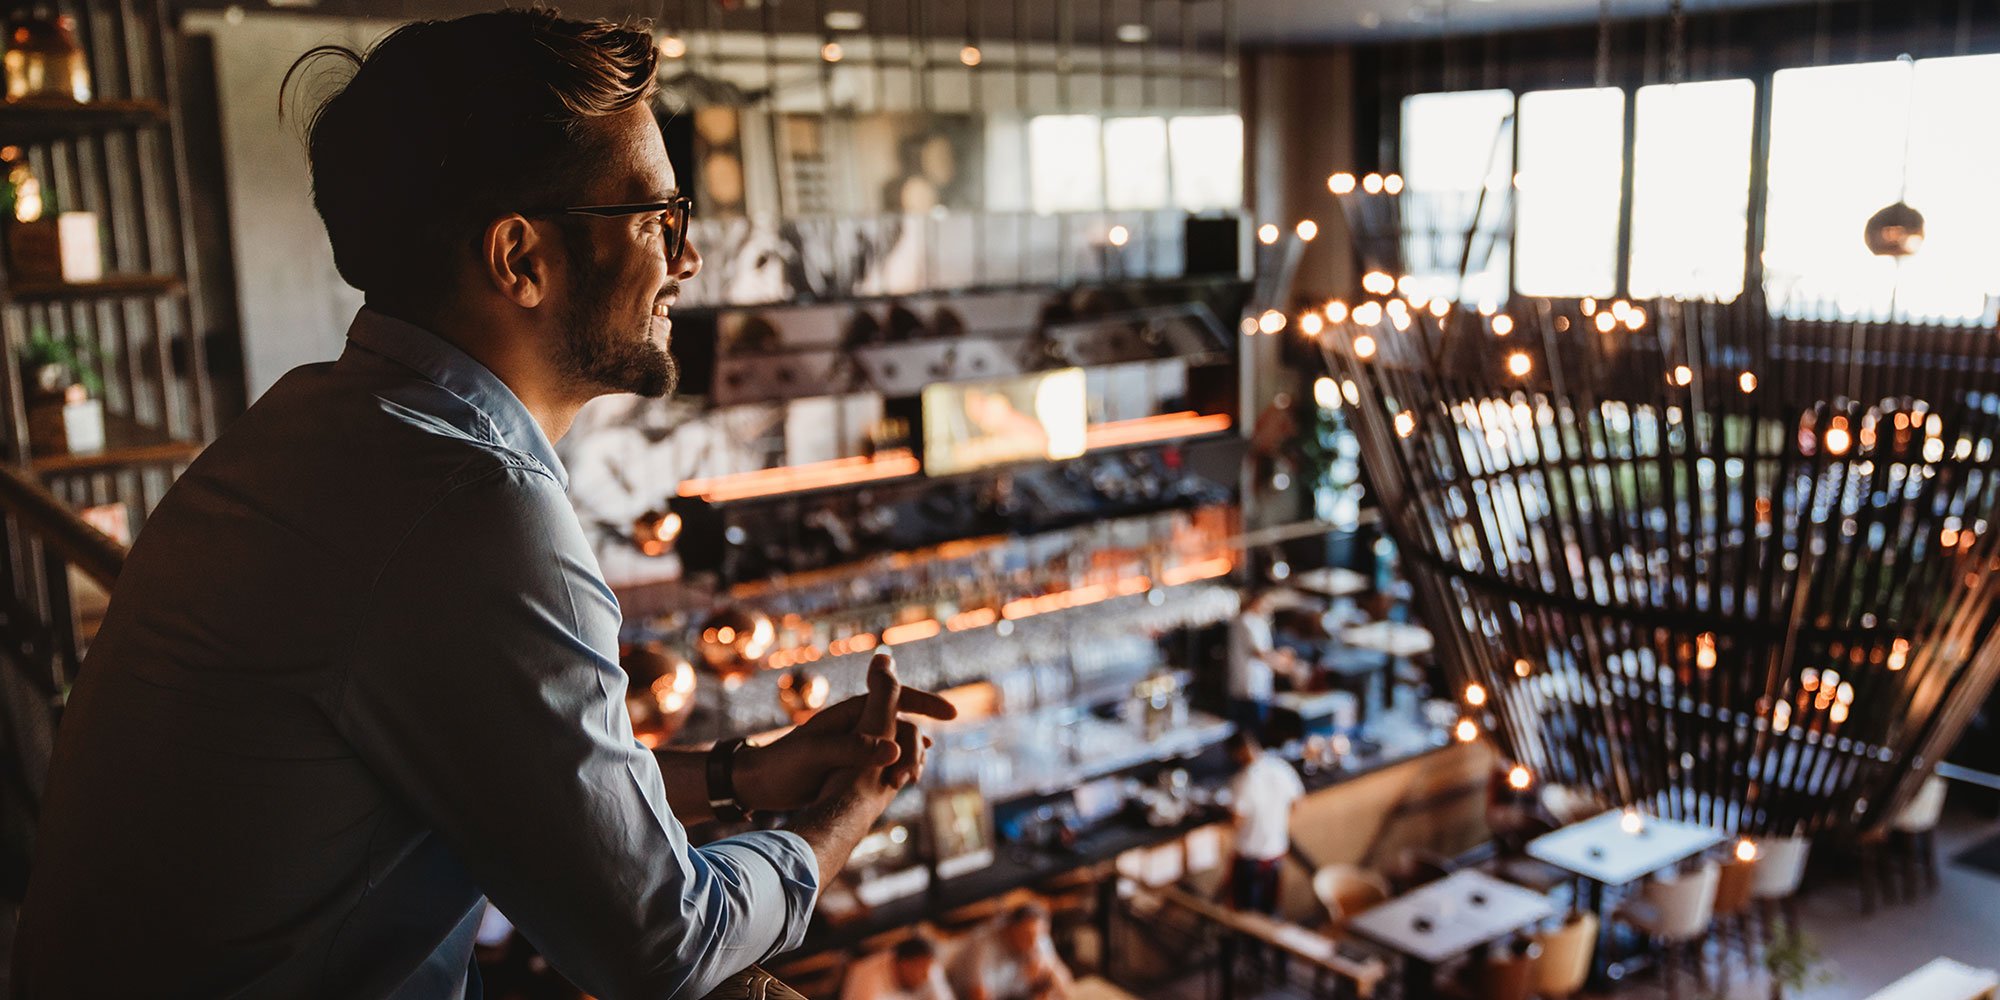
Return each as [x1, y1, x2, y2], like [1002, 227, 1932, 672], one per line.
[859, 652, 900, 741]
[821, 732, 900, 768]
[887, 718, 924, 788]
[891, 686, 959, 721]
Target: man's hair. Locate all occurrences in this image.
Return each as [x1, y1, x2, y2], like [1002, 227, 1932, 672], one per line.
[1003, 900, 1050, 927]
[891, 935, 937, 961]
[283, 9, 658, 312]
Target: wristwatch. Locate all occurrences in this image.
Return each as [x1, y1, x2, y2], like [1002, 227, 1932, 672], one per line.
[707, 736, 753, 822]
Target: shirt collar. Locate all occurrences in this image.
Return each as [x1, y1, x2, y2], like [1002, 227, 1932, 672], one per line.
[344, 308, 569, 489]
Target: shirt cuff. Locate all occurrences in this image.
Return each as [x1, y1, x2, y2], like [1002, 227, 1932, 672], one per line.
[704, 829, 821, 956]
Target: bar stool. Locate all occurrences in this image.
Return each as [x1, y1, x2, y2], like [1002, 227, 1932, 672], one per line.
[1312, 863, 1391, 928]
[1705, 854, 1759, 981]
[1614, 860, 1720, 1000]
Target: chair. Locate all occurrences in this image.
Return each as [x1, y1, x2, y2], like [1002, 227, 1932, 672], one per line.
[1616, 860, 1720, 1000]
[1529, 911, 1598, 1000]
[1749, 836, 1811, 941]
[1474, 944, 1540, 1000]
[1311, 863, 1390, 927]
[1706, 855, 1759, 979]
[1892, 774, 1948, 899]
[1384, 846, 1456, 894]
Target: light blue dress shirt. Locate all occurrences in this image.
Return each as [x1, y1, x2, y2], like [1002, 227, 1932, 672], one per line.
[16, 310, 818, 999]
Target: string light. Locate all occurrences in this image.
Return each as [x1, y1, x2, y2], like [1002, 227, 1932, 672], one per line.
[1736, 838, 1758, 863]
[1581, 297, 1597, 315]
[1595, 312, 1618, 333]
[1772, 701, 1792, 732]
[1327, 172, 1357, 194]
[1430, 299, 1451, 318]
[1395, 410, 1416, 438]
[1383, 174, 1405, 195]
[1826, 416, 1852, 456]
[1491, 314, 1514, 336]
[1314, 377, 1342, 410]
[1739, 371, 1758, 393]
[1299, 312, 1324, 337]
[1354, 334, 1377, 358]
[1697, 632, 1717, 671]
[1362, 173, 1385, 194]
[1620, 809, 1645, 834]
[1672, 365, 1693, 386]
[1352, 301, 1384, 326]
[1514, 658, 1532, 677]
[1295, 219, 1319, 241]
[1465, 683, 1488, 706]
[1324, 300, 1349, 324]
[821, 40, 845, 62]
[1888, 638, 1909, 671]
[1624, 307, 1647, 330]
[1257, 223, 1280, 245]
[1506, 352, 1532, 378]
[1507, 765, 1532, 790]
[1362, 271, 1396, 295]
[959, 44, 982, 66]
[1257, 309, 1286, 334]
[1107, 225, 1130, 247]
[657, 34, 688, 58]
[1455, 717, 1479, 742]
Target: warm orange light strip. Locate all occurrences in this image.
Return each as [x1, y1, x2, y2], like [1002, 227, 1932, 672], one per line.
[679, 450, 920, 503]
[1160, 556, 1236, 587]
[1084, 412, 1233, 451]
[882, 619, 942, 645]
[946, 608, 998, 631]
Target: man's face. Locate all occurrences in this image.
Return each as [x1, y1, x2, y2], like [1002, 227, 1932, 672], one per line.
[890, 954, 934, 990]
[1004, 915, 1045, 956]
[550, 102, 702, 399]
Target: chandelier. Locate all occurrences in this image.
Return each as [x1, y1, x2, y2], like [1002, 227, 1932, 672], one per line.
[1314, 295, 2000, 837]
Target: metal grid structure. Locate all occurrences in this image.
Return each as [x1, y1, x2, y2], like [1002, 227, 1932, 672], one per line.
[1317, 294, 2000, 837]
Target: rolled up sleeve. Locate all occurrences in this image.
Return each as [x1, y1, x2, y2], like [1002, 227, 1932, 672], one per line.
[331, 462, 817, 1000]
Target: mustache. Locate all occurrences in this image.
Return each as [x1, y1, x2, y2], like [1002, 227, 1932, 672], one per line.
[656, 280, 681, 304]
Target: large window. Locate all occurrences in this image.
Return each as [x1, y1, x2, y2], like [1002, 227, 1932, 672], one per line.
[1399, 89, 1514, 307]
[1168, 115, 1245, 212]
[1028, 115, 1106, 214]
[1766, 55, 2000, 320]
[1515, 88, 1625, 297]
[1630, 80, 1754, 299]
[1103, 117, 1171, 210]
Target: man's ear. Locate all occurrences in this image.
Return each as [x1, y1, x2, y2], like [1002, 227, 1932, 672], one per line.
[480, 215, 548, 308]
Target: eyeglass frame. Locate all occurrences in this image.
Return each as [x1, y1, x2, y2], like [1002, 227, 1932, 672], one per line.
[537, 195, 695, 262]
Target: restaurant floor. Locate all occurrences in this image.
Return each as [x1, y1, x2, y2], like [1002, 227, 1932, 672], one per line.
[1152, 804, 2000, 1000]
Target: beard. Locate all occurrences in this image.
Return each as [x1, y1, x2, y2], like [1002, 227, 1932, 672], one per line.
[556, 256, 679, 399]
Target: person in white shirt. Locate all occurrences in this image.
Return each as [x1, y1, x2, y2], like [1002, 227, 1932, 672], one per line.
[1226, 731, 1306, 917]
[946, 902, 1074, 1000]
[842, 935, 956, 1000]
[1227, 586, 1302, 738]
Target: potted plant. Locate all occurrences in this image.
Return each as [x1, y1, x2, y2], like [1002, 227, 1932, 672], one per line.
[1764, 924, 1835, 1000]
[21, 330, 104, 455]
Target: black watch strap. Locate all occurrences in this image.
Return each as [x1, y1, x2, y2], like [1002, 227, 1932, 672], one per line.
[707, 737, 752, 822]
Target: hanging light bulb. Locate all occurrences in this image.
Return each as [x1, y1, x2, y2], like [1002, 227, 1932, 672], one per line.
[1696, 632, 1717, 671]
[1595, 312, 1618, 334]
[821, 39, 845, 62]
[1491, 314, 1515, 336]
[1864, 201, 1926, 257]
[1395, 410, 1416, 438]
[1455, 717, 1480, 742]
[1257, 309, 1286, 334]
[1295, 219, 1319, 241]
[1506, 352, 1533, 378]
[1826, 416, 1852, 456]
[1257, 223, 1281, 245]
[1465, 683, 1488, 706]
[1107, 224, 1130, 247]
[1736, 838, 1758, 862]
[1507, 765, 1532, 790]
[1739, 371, 1758, 393]
[1620, 809, 1645, 835]
[1352, 301, 1384, 326]
[657, 33, 688, 59]
[1383, 174, 1405, 195]
[1314, 377, 1342, 410]
[1362, 173, 1385, 194]
[959, 44, 983, 66]
[1353, 334, 1378, 359]
[1327, 172, 1357, 195]
[1299, 312, 1325, 337]
[1324, 300, 1349, 324]
[1514, 658, 1533, 678]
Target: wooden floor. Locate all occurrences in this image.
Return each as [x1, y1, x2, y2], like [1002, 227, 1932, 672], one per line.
[1149, 805, 2000, 1000]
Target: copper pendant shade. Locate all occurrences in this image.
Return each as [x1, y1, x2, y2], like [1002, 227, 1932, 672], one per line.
[621, 642, 699, 747]
[1863, 201, 1926, 258]
[1318, 296, 2000, 837]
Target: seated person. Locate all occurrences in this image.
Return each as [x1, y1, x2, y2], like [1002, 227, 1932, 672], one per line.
[946, 902, 1074, 1000]
[843, 935, 956, 1000]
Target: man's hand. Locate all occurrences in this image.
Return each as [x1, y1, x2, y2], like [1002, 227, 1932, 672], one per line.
[735, 652, 956, 812]
[786, 653, 949, 887]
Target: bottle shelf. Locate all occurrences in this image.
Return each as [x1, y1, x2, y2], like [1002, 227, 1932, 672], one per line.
[32, 413, 201, 475]
[6, 273, 183, 303]
[0, 98, 167, 142]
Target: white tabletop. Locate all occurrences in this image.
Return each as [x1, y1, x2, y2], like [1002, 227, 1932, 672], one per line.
[1526, 809, 1726, 886]
[1345, 869, 1558, 965]
[1340, 620, 1435, 657]
[1294, 567, 1371, 598]
[1864, 958, 1999, 1000]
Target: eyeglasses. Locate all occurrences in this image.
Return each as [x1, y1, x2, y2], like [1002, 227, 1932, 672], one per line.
[548, 195, 694, 261]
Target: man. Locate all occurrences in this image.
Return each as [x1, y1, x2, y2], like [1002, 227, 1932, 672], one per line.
[840, 935, 956, 1000]
[14, 11, 951, 999]
[1227, 585, 1302, 737]
[947, 902, 1075, 1000]
[1225, 731, 1305, 918]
